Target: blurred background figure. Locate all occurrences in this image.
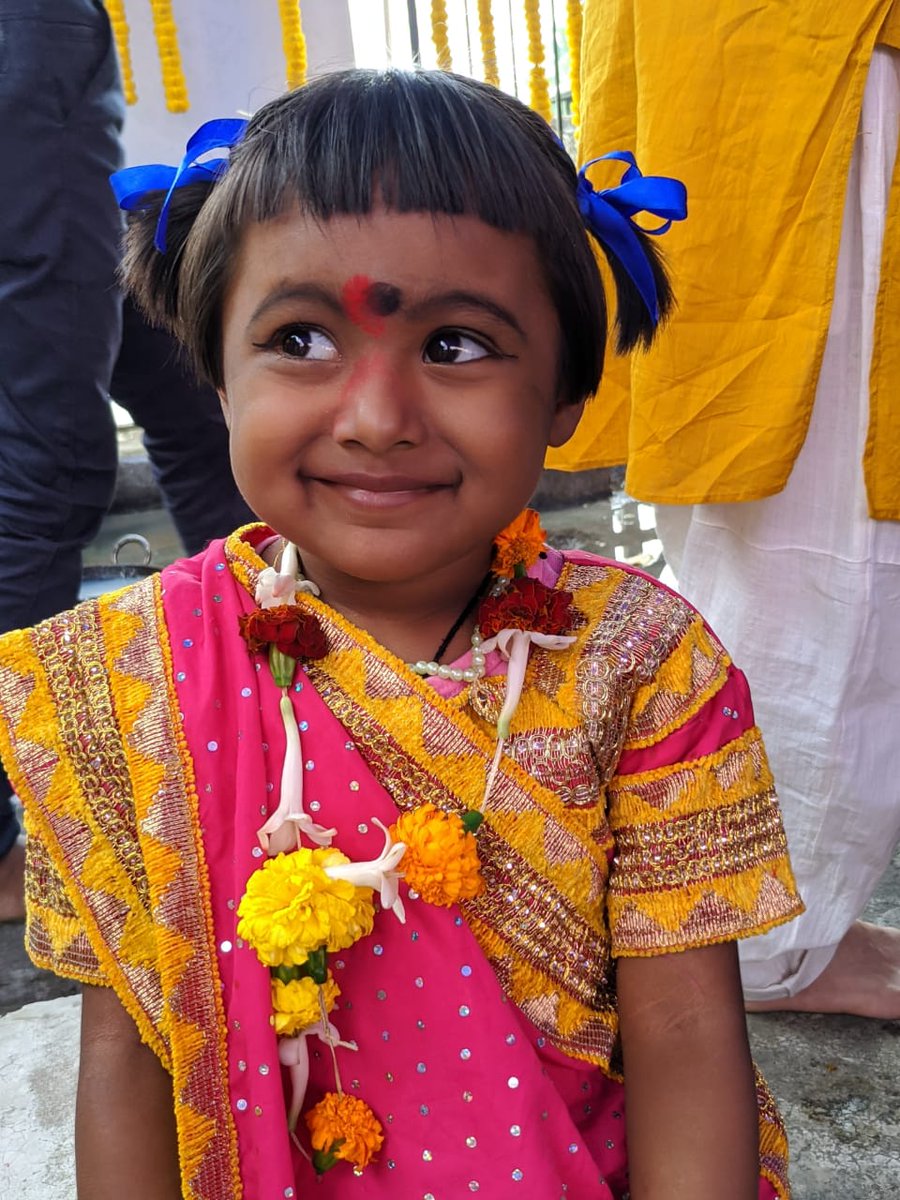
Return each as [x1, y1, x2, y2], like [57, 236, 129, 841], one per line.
[0, 0, 252, 920]
[550, 1, 900, 1017]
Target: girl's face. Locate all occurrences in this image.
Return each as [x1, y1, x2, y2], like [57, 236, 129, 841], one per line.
[219, 205, 583, 594]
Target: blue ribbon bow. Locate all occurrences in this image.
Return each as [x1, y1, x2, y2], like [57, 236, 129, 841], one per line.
[109, 117, 248, 252]
[576, 151, 687, 323]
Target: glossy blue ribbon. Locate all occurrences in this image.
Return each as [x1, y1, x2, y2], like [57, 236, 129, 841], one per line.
[576, 151, 687, 323]
[109, 118, 248, 252]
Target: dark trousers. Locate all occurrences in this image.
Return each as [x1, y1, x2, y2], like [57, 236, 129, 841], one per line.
[0, 1, 251, 853]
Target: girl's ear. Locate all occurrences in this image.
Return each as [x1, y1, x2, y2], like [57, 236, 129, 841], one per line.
[548, 397, 586, 448]
[218, 387, 232, 429]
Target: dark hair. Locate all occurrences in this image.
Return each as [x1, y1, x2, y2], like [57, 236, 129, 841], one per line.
[121, 69, 673, 399]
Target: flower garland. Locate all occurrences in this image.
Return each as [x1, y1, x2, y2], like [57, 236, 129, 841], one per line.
[566, 0, 583, 129]
[235, 541, 486, 1174]
[477, 0, 500, 87]
[431, 0, 453, 72]
[148, 0, 189, 113]
[103, 0, 137, 105]
[278, 0, 308, 90]
[234, 512, 574, 1173]
[523, 0, 553, 123]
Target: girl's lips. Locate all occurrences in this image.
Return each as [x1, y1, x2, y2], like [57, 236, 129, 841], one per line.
[307, 473, 452, 509]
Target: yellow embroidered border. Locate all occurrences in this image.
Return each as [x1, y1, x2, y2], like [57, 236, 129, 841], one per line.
[0, 607, 167, 1060]
[0, 580, 240, 1199]
[106, 579, 241, 1200]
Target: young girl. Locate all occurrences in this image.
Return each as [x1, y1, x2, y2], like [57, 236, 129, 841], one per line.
[0, 70, 802, 1199]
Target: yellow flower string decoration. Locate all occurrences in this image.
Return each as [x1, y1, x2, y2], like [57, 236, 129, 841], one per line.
[477, 0, 500, 87]
[103, 0, 137, 105]
[149, 0, 189, 112]
[523, 0, 552, 122]
[431, 0, 453, 71]
[566, 0, 583, 128]
[278, 0, 308, 90]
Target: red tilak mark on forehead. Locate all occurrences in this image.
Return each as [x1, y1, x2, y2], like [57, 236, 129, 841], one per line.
[341, 275, 384, 336]
[341, 276, 403, 336]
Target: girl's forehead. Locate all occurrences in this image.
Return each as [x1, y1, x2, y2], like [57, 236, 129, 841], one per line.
[228, 205, 551, 314]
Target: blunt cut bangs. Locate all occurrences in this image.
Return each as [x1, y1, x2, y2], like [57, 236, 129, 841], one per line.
[128, 70, 608, 398]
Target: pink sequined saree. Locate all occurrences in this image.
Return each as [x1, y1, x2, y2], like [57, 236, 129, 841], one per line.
[0, 525, 799, 1197]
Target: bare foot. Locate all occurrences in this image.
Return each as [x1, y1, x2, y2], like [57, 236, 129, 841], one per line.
[745, 921, 900, 1019]
[0, 838, 25, 922]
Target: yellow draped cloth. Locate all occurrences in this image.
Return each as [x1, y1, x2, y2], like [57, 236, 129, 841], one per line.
[549, 0, 900, 519]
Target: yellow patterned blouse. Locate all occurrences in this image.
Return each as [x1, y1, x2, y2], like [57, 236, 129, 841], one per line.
[548, 0, 900, 519]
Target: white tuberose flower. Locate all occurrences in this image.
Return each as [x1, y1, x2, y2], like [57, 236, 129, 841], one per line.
[255, 541, 320, 609]
[257, 693, 336, 854]
[279, 1021, 358, 1131]
[323, 819, 407, 923]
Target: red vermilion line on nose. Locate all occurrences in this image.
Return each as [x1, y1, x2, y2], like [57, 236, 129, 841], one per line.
[340, 349, 389, 406]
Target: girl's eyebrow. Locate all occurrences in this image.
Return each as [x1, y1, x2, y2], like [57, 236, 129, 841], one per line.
[248, 282, 343, 326]
[406, 289, 526, 338]
[247, 282, 526, 340]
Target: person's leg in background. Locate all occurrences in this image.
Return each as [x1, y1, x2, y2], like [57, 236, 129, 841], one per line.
[0, 0, 124, 918]
[112, 297, 254, 556]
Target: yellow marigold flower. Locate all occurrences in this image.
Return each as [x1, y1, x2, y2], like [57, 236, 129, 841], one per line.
[492, 507, 546, 578]
[271, 973, 340, 1037]
[237, 848, 374, 967]
[390, 804, 484, 907]
[306, 1091, 384, 1172]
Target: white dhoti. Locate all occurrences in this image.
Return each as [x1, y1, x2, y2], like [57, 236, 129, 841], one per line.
[655, 47, 900, 1000]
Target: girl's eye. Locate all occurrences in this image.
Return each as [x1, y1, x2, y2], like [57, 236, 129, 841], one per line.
[277, 327, 338, 361]
[424, 330, 492, 365]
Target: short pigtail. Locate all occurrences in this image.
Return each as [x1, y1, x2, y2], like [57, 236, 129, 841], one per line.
[576, 151, 686, 358]
[596, 227, 676, 354]
[119, 180, 214, 336]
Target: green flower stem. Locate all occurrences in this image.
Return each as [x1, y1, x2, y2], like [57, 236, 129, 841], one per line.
[461, 809, 484, 834]
[306, 946, 328, 984]
[312, 1142, 344, 1174]
[514, 562, 528, 578]
[269, 645, 297, 688]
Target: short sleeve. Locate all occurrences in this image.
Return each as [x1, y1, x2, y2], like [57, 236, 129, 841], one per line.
[605, 612, 803, 957]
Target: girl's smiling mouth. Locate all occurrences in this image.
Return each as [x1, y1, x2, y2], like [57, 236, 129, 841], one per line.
[306, 471, 454, 509]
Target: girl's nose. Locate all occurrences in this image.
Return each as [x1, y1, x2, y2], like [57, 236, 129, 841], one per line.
[332, 351, 426, 451]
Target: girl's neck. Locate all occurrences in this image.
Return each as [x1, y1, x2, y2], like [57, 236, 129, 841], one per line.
[266, 541, 493, 666]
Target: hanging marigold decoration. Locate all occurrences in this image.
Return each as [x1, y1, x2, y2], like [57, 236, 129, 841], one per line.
[431, 0, 453, 72]
[523, 0, 552, 123]
[103, 0, 137, 105]
[566, 0, 583, 128]
[477, 0, 499, 87]
[148, 0, 189, 112]
[278, 0, 308, 90]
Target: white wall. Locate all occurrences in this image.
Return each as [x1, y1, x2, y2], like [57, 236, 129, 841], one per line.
[121, 0, 355, 165]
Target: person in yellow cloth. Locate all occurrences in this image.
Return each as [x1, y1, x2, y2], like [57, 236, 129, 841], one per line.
[552, 1, 900, 1017]
[0, 68, 803, 1199]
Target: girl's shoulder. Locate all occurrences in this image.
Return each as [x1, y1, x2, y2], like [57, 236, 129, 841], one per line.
[551, 545, 718, 682]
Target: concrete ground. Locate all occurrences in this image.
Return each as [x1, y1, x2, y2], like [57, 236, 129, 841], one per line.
[1, 481, 898, 1198]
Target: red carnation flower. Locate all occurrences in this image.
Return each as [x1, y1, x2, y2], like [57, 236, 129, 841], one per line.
[478, 577, 574, 638]
[238, 605, 328, 660]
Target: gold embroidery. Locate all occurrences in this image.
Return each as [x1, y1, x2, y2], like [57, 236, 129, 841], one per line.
[107, 580, 240, 1200]
[0, 579, 240, 1200]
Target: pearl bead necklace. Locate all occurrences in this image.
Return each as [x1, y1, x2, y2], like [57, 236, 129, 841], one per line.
[408, 627, 486, 683]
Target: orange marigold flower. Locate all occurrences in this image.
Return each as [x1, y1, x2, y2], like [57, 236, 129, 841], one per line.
[492, 508, 546, 578]
[306, 1091, 384, 1172]
[390, 803, 484, 907]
